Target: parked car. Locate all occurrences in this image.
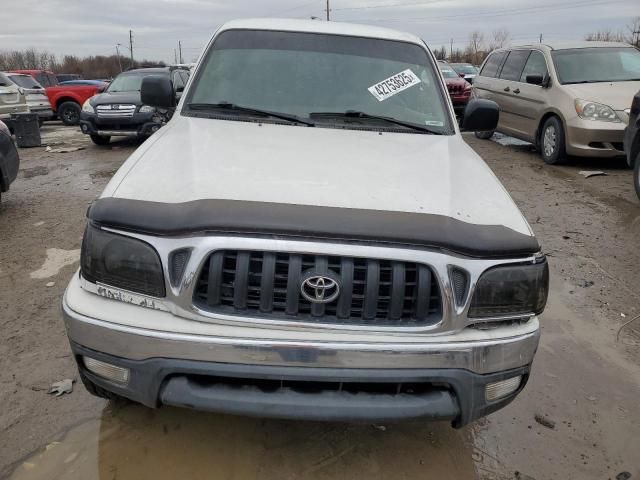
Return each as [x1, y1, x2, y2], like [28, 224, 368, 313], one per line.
[59, 80, 108, 89]
[10, 69, 102, 126]
[439, 63, 472, 115]
[79, 67, 189, 145]
[4, 73, 54, 122]
[473, 42, 640, 164]
[450, 63, 479, 83]
[623, 90, 640, 199]
[63, 18, 548, 428]
[0, 73, 29, 132]
[0, 119, 20, 204]
[56, 74, 81, 83]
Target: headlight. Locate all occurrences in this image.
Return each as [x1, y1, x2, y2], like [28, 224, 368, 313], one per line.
[468, 260, 549, 318]
[81, 224, 165, 297]
[139, 105, 156, 113]
[574, 99, 620, 122]
[82, 100, 94, 113]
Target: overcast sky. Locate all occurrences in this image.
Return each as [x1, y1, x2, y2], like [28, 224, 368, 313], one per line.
[0, 0, 637, 63]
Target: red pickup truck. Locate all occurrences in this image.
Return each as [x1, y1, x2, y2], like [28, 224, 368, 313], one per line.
[10, 70, 102, 125]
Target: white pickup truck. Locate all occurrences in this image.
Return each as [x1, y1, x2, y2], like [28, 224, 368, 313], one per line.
[63, 18, 548, 427]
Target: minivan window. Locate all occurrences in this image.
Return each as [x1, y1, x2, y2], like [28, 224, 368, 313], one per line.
[499, 50, 530, 81]
[552, 47, 640, 84]
[520, 51, 548, 82]
[187, 30, 453, 134]
[480, 51, 507, 78]
[8, 75, 42, 89]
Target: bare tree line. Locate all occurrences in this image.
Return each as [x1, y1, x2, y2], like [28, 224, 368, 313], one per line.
[433, 16, 639, 66]
[432, 28, 513, 65]
[0, 47, 165, 79]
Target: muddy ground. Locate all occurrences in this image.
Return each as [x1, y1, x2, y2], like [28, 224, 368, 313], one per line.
[0, 123, 639, 480]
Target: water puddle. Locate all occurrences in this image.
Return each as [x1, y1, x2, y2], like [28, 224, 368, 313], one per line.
[9, 404, 476, 480]
[491, 133, 532, 148]
[29, 248, 80, 280]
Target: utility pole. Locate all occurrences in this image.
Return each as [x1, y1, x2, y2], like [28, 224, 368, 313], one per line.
[129, 29, 134, 68]
[539, 33, 543, 43]
[326, 0, 330, 21]
[115, 45, 122, 72]
[450, 38, 453, 59]
[178, 41, 183, 63]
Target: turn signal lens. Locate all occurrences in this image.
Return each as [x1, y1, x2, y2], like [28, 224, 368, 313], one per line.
[84, 356, 130, 384]
[485, 376, 521, 401]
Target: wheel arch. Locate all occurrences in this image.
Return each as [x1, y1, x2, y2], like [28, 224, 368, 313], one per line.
[55, 97, 81, 110]
[535, 109, 567, 149]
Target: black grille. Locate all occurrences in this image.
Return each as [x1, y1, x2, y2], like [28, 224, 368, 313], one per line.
[193, 250, 442, 326]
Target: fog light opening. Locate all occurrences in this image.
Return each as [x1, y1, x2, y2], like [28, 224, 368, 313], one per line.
[485, 375, 521, 402]
[83, 356, 130, 384]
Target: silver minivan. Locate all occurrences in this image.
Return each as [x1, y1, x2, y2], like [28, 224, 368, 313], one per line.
[0, 72, 29, 132]
[474, 42, 640, 164]
[5, 73, 53, 122]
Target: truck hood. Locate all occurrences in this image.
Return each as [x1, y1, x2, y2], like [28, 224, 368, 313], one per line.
[90, 91, 141, 106]
[103, 116, 532, 237]
[564, 81, 640, 110]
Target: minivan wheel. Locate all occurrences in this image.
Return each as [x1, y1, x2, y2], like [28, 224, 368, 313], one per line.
[90, 134, 111, 146]
[58, 101, 81, 126]
[475, 130, 494, 140]
[540, 117, 566, 165]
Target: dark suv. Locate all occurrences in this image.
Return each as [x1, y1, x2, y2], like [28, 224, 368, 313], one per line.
[623, 90, 640, 199]
[80, 67, 189, 145]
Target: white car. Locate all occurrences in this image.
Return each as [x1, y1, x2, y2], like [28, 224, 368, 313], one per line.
[63, 18, 548, 427]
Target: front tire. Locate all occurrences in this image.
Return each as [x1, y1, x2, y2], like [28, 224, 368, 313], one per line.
[634, 154, 640, 200]
[475, 130, 494, 140]
[58, 101, 81, 126]
[540, 116, 566, 165]
[90, 134, 111, 146]
[79, 371, 125, 402]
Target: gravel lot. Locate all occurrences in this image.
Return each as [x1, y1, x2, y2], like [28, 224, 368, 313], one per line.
[1, 123, 639, 480]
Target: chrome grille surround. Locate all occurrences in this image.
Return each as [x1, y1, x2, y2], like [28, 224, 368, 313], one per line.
[84, 228, 542, 334]
[96, 104, 136, 118]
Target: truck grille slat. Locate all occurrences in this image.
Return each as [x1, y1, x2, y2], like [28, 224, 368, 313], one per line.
[285, 254, 302, 315]
[194, 250, 442, 327]
[206, 251, 224, 306]
[259, 252, 276, 312]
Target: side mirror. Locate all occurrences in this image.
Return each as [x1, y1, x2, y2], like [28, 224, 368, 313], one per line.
[460, 99, 499, 132]
[526, 74, 544, 86]
[97, 86, 106, 93]
[459, 73, 465, 78]
[141, 75, 175, 109]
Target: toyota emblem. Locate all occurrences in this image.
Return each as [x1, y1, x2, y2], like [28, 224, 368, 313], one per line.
[300, 271, 341, 304]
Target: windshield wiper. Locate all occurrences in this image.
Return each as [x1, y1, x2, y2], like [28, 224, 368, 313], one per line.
[187, 102, 314, 126]
[309, 110, 444, 134]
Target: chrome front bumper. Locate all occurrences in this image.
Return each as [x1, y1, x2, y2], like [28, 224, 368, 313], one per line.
[63, 294, 540, 375]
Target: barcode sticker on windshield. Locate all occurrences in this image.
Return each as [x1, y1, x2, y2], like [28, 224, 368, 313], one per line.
[368, 69, 421, 102]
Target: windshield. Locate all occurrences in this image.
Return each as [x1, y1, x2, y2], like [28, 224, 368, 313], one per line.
[107, 72, 158, 92]
[452, 64, 477, 75]
[552, 47, 640, 84]
[439, 66, 460, 79]
[186, 30, 452, 133]
[8, 75, 43, 89]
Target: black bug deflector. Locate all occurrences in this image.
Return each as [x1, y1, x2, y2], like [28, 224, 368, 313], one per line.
[87, 197, 540, 258]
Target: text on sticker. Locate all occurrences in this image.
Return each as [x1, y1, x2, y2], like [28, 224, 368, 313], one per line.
[368, 69, 421, 102]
